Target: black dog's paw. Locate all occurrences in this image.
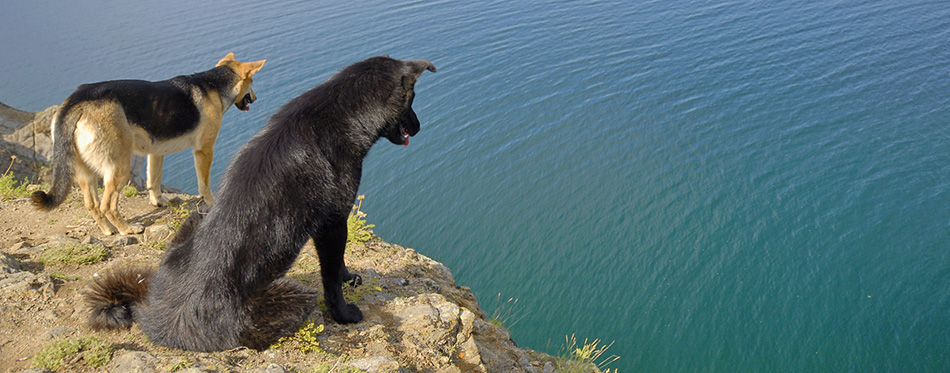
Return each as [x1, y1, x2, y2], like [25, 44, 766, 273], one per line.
[345, 274, 363, 287]
[339, 267, 362, 287]
[331, 303, 363, 324]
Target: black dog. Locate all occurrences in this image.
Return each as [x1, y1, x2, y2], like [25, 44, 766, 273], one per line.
[85, 56, 436, 351]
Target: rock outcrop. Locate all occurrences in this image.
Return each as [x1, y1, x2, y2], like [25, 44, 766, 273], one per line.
[0, 101, 146, 188]
[0, 195, 557, 372]
[0, 100, 570, 372]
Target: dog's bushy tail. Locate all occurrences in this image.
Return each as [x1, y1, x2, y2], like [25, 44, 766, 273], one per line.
[32, 100, 80, 211]
[84, 215, 202, 331]
[85, 265, 154, 330]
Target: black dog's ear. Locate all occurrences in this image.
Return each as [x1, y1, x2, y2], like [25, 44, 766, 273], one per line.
[408, 59, 437, 74]
[402, 59, 437, 90]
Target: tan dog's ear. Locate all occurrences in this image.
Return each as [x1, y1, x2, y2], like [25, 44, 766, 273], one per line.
[216, 52, 236, 67]
[243, 60, 266, 78]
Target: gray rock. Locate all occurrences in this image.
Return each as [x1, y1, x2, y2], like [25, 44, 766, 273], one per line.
[144, 224, 173, 243]
[0, 252, 21, 273]
[394, 302, 439, 324]
[374, 292, 396, 302]
[107, 235, 138, 246]
[111, 351, 158, 373]
[0, 103, 56, 183]
[385, 294, 493, 370]
[0, 264, 54, 299]
[254, 363, 288, 373]
[456, 336, 483, 369]
[349, 356, 400, 372]
[38, 233, 77, 247]
[419, 278, 441, 292]
[12, 242, 41, 255]
[80, 235, 102, 245]
[261, 349, 281, 360]
[7, 241, 30, 253]
[44, 327, 76, 339]
[363, 268, 380, 279]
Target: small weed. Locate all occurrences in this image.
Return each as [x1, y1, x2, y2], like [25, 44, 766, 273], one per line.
[121, 183, 138, 198]
[347, 195, 375, 246]
[32, 336, 115, 370]
[171, 203, 192, 228]
[344, 276, 383, 304]
[1, 156, 31, 201]
[488, 293, 528, 330]
[39, 243, 109, 265]
[48, 272, 80, 282]
[269, 320, 325, 353]
[169, 358, 193, 372]
[556, 334, 620, 373]
[147, 241, 168, 251]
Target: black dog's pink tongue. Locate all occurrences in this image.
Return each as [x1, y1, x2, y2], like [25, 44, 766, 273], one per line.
[403, 136, 409, 146]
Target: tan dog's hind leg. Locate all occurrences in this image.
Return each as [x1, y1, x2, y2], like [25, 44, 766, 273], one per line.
[75, 162, 118, 235]
[77, 105, 143, 235]
[100, 165, 144, 235]
[193, 147, 215, 205]
[147, 154, 169, 207]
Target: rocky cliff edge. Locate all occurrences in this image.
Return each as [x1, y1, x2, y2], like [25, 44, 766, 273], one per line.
[0, 102, 576, 372]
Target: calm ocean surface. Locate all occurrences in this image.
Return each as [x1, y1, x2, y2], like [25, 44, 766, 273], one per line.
[2, 1, 949, 371]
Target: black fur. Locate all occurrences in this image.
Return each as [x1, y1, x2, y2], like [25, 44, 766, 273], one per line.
[84, 56, 435, 351]
[86, 265, 153, 330]
[64, 67, 238, 140]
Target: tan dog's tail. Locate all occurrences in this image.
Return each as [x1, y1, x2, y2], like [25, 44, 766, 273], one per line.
[85, 265, 154, 330]
[32, 100, 80, 211]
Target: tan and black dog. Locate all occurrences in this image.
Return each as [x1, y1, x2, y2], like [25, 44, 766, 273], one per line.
[32, 53, 265, 235]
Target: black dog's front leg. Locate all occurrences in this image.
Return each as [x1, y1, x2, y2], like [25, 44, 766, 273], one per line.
[314, 219, 363, 324]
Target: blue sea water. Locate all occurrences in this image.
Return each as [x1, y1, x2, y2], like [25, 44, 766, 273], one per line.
[2, 1, 949, 371]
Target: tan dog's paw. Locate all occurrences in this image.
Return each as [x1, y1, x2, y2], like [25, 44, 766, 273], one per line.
[95, 220, 119, 236]
[150, 194, 170, 208]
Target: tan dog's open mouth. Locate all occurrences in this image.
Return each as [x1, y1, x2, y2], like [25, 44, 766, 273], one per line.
[236, 93, 255, 111]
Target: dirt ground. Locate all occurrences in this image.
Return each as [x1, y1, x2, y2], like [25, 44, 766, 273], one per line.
[0, 186, 552, 372]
